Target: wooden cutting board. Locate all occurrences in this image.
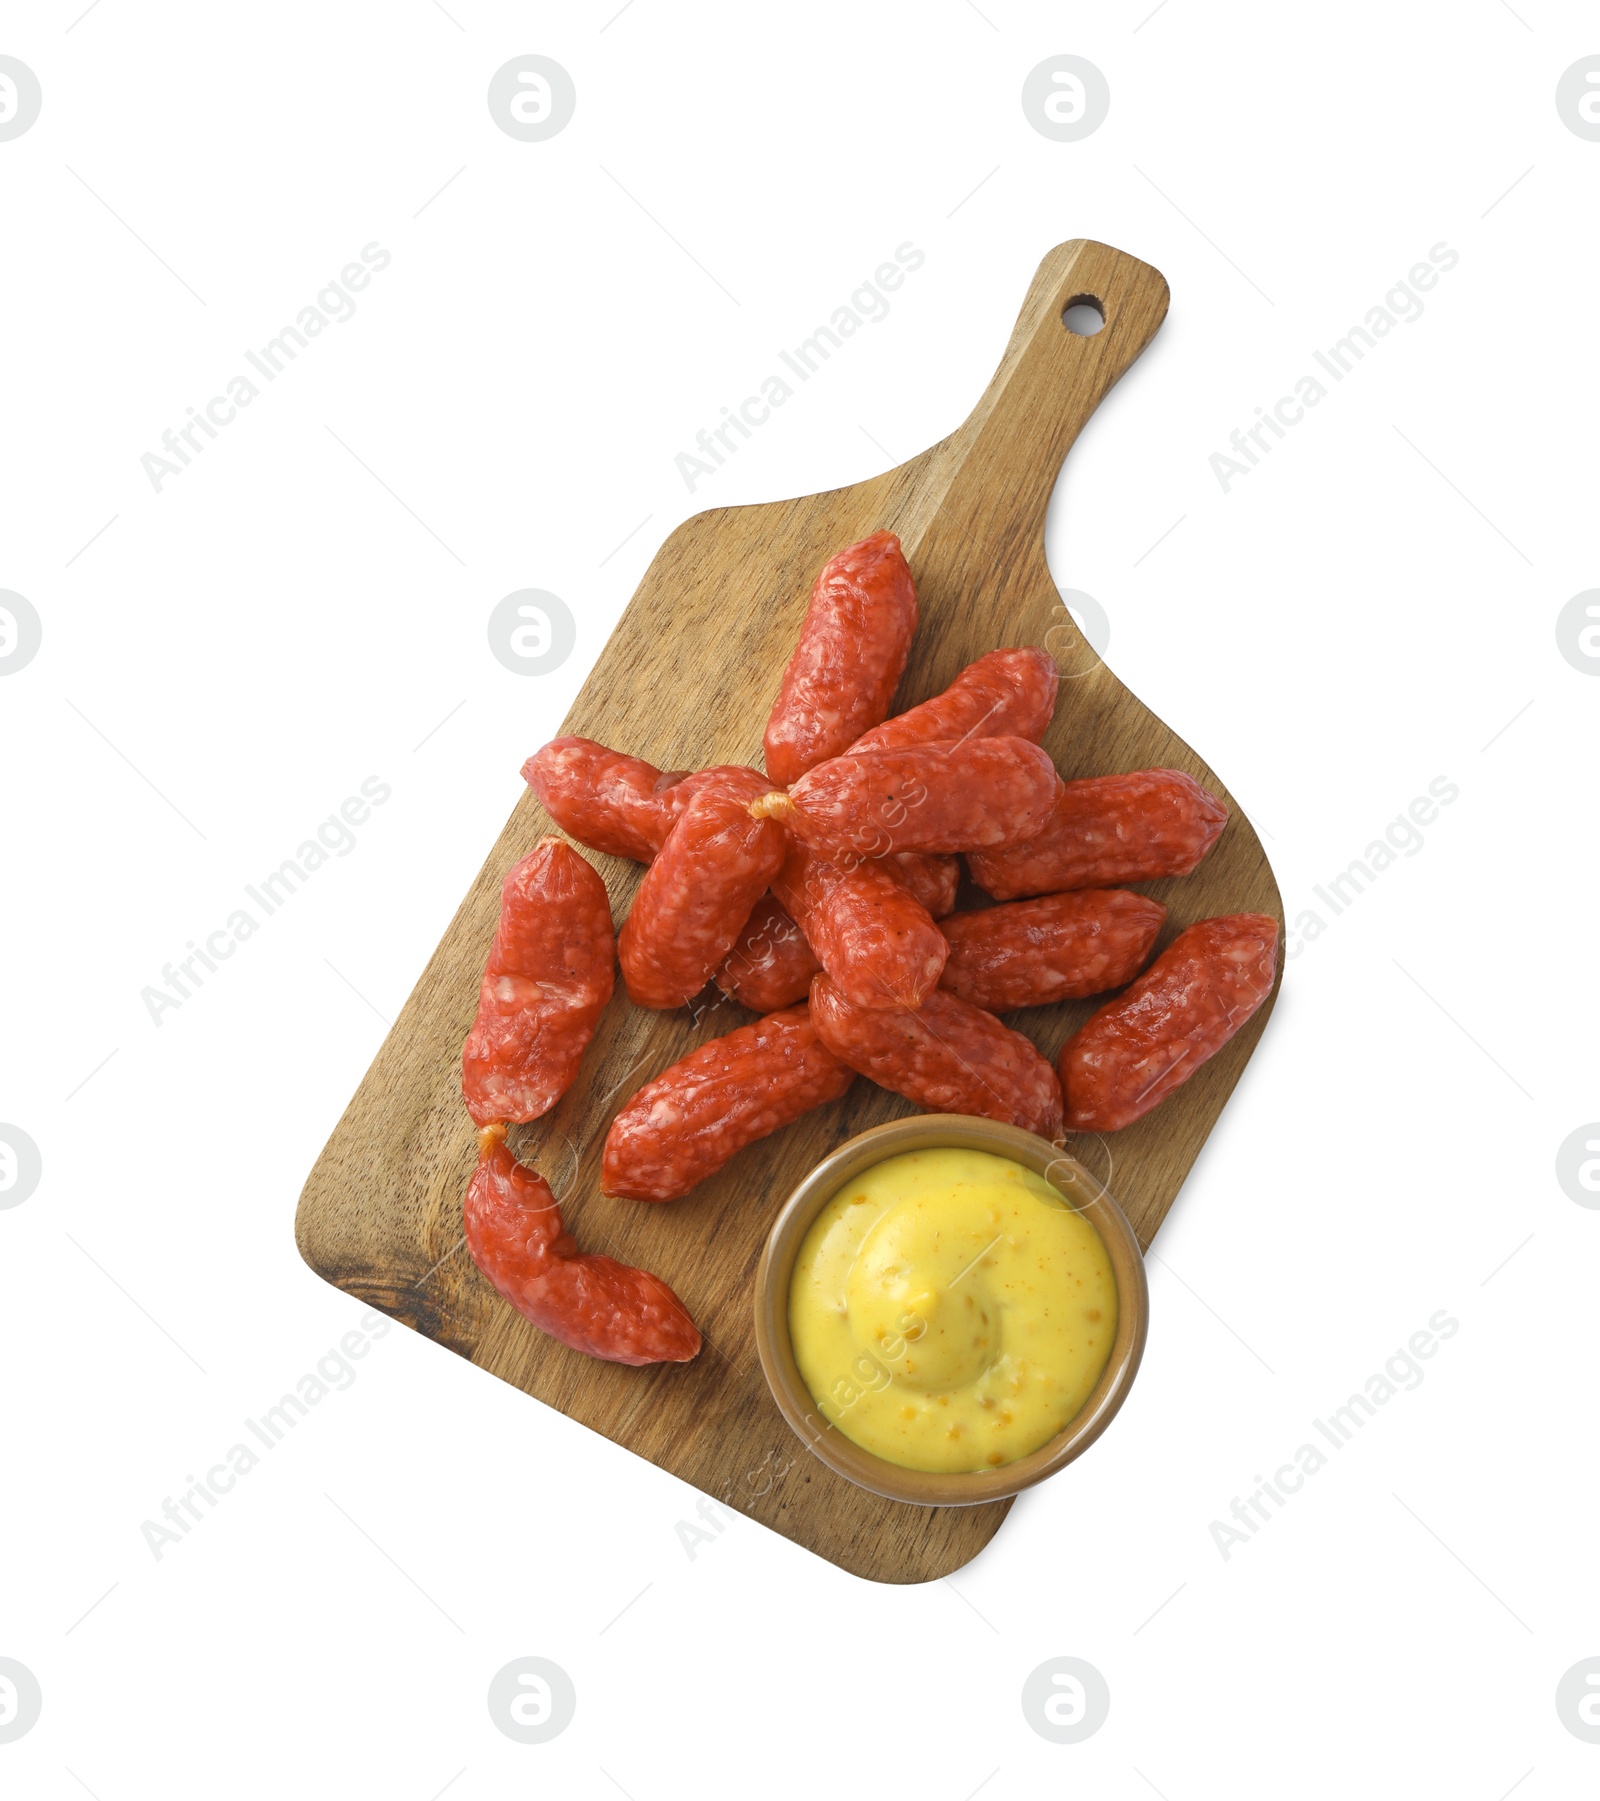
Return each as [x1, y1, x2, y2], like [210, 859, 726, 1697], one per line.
[296, 239, 1282, 1584]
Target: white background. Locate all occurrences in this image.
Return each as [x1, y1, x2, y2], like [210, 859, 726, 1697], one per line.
[2, 2, 1597, 1796]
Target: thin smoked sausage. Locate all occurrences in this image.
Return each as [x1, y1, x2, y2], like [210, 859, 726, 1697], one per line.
[756, 737, 1059, 857]
[810, 976, 1064, 1138]
[619, 768, 786, 1009]
[969, 767, 1228, 900]
[1059, 913, 1279, 1131]
[763, 531, 918, 785]
[850, 647, 1059, 756]
[465, 1127, 701, 1364]
[713, 894, 822, 1013]
[461, 837, 615, 1127]
[522, 737, 688, 863]
[602, 1005, 854, 1201]
[773, 841, 947, 1011]
[939, 889, 1166, 1012]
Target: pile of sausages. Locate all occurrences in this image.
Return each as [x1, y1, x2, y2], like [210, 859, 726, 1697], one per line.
[458, 531, 1279, 1366]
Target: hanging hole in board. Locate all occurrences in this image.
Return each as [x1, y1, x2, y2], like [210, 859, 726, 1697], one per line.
[1061, 295, 1105, 337]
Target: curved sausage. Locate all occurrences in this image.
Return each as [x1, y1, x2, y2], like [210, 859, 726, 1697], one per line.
[602, 1005, 855, 1201]
[939, 889, 1167, 1012]
[968, 767, 1228, 900]
[850, 647, 1059, 755]
[763, 531, 918, 785]
[465, 1127, 701, 1364]
[461, 837, 615, 1127]
[1059, 913, 1279, 1131]
[810, 976, 1064, 1138]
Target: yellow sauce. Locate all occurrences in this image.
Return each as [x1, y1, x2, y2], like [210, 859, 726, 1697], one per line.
[788, 1147, 1118, 1474]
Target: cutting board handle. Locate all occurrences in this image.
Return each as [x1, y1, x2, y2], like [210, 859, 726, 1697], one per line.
[930, 239, 1171, 551]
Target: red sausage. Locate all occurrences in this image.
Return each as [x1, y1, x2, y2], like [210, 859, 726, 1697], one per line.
[764, 531, 918, 786]
[602, 1005, 855, 1201]
[461, 837, 615, 1127]
[774, 840, 947, 1011]
[522, 737, 689, 862]
[810, 976, 1064, 1138]
[758, 737, 1059, 856]
[1059, 913, 1279, 1131]
[887, 851, 960, 920]
[850, 647, 1060, 755]
[465, 1127, 701, 1364]
[631, 763, 767, 853]
[939, 889, 1167, 1012]
[968, 767, 1228, 900]
[619, 768, 786, 1009]
[713, 894, 822, 1013]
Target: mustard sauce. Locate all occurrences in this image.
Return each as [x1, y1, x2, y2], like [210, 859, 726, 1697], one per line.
[789, 1148, 1118, 1473]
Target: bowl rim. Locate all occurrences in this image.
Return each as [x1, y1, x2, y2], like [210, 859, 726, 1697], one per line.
[753, 1114, 1150, 1508]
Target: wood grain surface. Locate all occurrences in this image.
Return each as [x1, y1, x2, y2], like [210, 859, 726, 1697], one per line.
[295, 239, 1283, 1584]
